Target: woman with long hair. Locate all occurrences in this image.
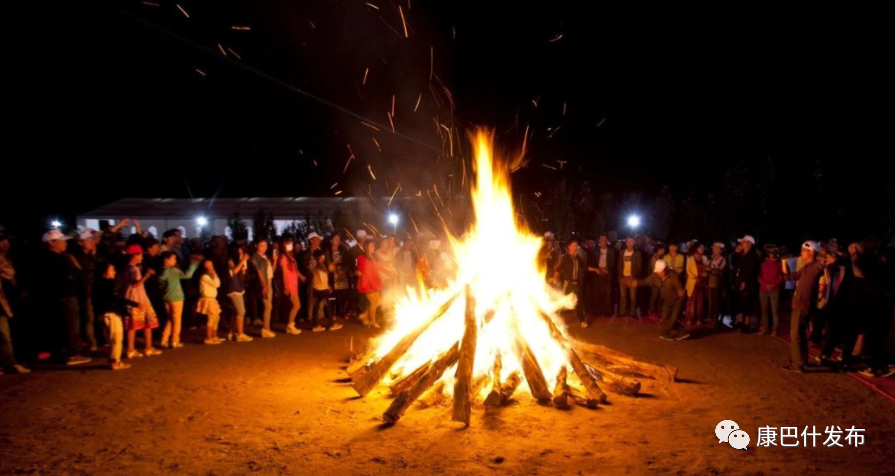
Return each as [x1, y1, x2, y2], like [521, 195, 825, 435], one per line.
[278, 237, 305, 335]
[227, 243, 253, 342]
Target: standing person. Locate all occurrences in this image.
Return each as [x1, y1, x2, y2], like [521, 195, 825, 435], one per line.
[758, 248, 785, 335]
[635, 260, 689, 340]
[591, 234, 617, 317]
[376, 235, 399, 294]
[158, 251, 199, 348]
[540, 232, 560, 283]
[72, 230, 100, 350]
[685, 244, 708, 326]
[278, 237, 304, 335]
[345, 230, 368, 317]
[781, 241, 826, 372]
[94, 262, 136, 370]
[734, 235, 761, 331]
[250, 239, 276, 338]
[664, 243, 685, 278]
[326, 234, 350, 320]
[196, 259, 224, 344]
[122, 244, 162, 358]
[160, 229, 184, 262]
[309, 249, 344, 332]
[618, 237, 643, 318]
[648, 244, 667, 318]
[226, 244, 253, 342]
[0, 232, 29, 374]
[41, 230, 91, 365]
[707, 243, 727, 327]
[356, 240, 383, 328]
[301, 232, 325, 322]
[555, 239, 589, 327]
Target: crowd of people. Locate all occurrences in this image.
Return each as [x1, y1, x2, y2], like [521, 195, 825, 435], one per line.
[0, 219, 457, 374]
[1, 220, 893, 379]
[543, 231, 895, 377]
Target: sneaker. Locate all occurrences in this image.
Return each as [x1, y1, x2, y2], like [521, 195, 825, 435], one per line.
[144, 348, 163, 357]
[659, 334, 674, 341]
[204, 338, 222, 345]
[286, 325, 302, 335]
[10, 364, 30, 374]
[236, 333, 253, 342]
[261, 329, 276, 338]
[227, 333, 235, 342]
[328, 323, 343, 331]
[160, 341, 171, 349]
[674, 332, 691, 341]
[213, 337, 226, 343]
[126, 351, 143, 359]
[172, 342, 185, 349]
[110, 361, 131, 371]
[66, 355, 92, 366]
[252, 318, 263, 326]
[580, 321, 589, 328]
[312, 326, 326, 332]
[781, 364, 805, 373]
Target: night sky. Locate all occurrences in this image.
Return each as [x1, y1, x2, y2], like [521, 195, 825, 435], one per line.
[5, 1, 891, 238]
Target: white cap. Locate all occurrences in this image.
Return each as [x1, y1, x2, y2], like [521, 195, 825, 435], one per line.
[802, 241, 819, 253]
[307, 232, 322, 241]
[356, 230, 368, 240]
[712, 242, 725, 249]
[78, 231, 94, 241]
[544, 231, 555, 239]
[654, 259, 667, 273]
[43, 229, 71, 242]
[737, 235, 755, 245]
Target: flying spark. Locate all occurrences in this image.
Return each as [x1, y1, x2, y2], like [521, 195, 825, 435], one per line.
[231, 26, 251, 31]
[195, 68, 206, 77]
[541, 163, 557, 170]
[365, 2, 379, 9]
[217, 44, 227, 56]
[414, 93, 422, 112]
[141, 1, 159, 6]
[391, 94, 395, 117]
[343, 155, 354, 174]
[378, 16, 402, 38]
[429, 47, 434, 80]
[387, 112, 396, 133]
[563, 102, 567, 116]
[372, 137, 382, 151]
[549, 33, 563, 42]
[331, 183, 338, 189]
[176, 4, 189, 18]
[334, 190, 343, 195]
[226, 48, 241, 59]
[362, 67, 369, 85]
[597, 117, 607, 128]
[309, 20, 316, 29]
[388, 183, 402, 206]
[368, 165, 377, 180]
[360, 121, 380, 131]
[398, 6, 409, 37]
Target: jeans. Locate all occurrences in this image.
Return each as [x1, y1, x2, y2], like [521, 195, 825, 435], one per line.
[649, 286, 661, 314]
[261, 287, 273, 331]
[60, 297, 82, 357]
[759, 290, 780, 333]
[619, 277, 637, 317]
[660, 300, 684, 337]
[310, 289, 333, 327]
[595, 274, 612, 316]
[790, 309, 811, 367]
[79, 294, 97, 348]
[0, 314, 19, 369]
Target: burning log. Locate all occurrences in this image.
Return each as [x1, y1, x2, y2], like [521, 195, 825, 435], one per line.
[351, 292, 461, 397]
[552, 366, 570, 410]
[513, 336, 552, 401]
[418, 381, 447, 408]
[537, 312, 607, 404]
[573, 342, 677, 383]
[483, 354, 503, 407]
[567, 385, 599, 409]
[389, 361, 432, 396]
[587, 365, 642, 396]
[452, 286, 479, 426]
[384, 343, 460, 424]
[498, 371, 522, 405]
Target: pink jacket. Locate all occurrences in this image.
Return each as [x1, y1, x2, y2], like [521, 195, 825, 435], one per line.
[758, 259, 784, 292]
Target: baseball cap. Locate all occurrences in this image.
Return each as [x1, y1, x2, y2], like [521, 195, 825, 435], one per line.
[712, 242, 725, 249]
[42, 229, 71, 242]
[125, 244, 144, 255]
[653, 259, 667, 273]
[544, 231, 555, 239]
[737, 235, 756, 245]
[802, 241, 819, 253]
[78, 230, 95, 241]
[356, 230, 368, 240]
[307, 232, 322, 241]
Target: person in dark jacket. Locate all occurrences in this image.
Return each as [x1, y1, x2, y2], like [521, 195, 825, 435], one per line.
[554, 239, 589, 327]
[72, 230, 100, 350]
[781, 241, 827, 372]
[618, 237, 644, 318]
[735, 235, 761, 331]
[635, 260, 689, 340]
[41, 230, 91, 366]
[588, 234, 617, 317]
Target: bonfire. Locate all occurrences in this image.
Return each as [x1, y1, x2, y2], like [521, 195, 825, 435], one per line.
[348, 130, 676, 426]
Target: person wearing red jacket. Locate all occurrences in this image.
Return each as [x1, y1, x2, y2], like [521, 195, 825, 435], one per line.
[758, 247, 785, 335]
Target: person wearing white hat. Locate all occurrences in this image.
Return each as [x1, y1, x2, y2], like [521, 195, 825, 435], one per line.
[633, 259, 689, 340]
[41, 229, 92, 365]
[780, 240, 827, 372]
[734, 234, 761, 331]
[301, 232, 325, 323]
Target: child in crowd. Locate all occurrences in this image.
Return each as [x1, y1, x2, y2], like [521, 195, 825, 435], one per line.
[310, 249, 343, 332]
[196, 259, 223, 344]
[122, 244, 162, 358]
[158, 251, 199, 348]
[94, 262, 138, 370]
